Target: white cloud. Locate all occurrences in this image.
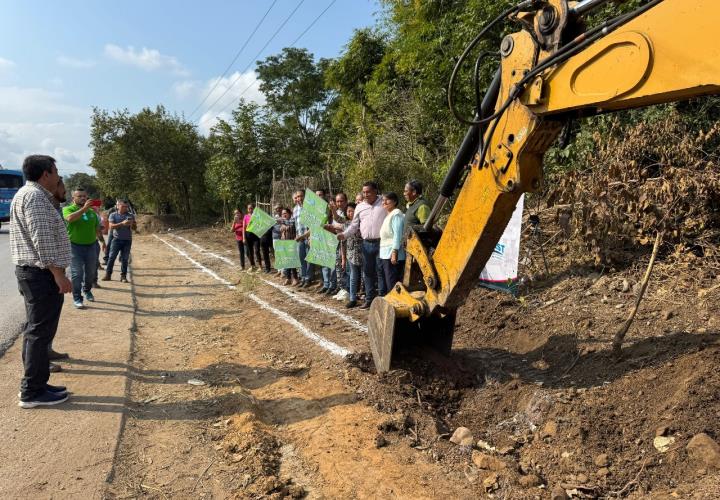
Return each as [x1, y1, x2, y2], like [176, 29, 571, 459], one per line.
[193, 70, 265, 135]
[0, 86, 92, 174]
[0, 57, 15, 72]
[172, 80, 197, 99]
[104, 44, 189, 76]
[56, 55, 96, 69]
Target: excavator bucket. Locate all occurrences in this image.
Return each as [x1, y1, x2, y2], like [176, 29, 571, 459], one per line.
[367, 296, 457, 373]
[367, 297, 400, 373]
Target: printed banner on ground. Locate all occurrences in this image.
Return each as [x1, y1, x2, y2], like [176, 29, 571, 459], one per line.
[305, 228, 337, 269]
[479, 194, 524, 294]
[299, 188, 328, 231]
[273, 239, 301, 270]
[246, 207, 276, 237]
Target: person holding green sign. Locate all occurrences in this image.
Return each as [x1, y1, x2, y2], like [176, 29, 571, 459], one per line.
[278, 207, 299, 285]
[243, 204, 262, 272]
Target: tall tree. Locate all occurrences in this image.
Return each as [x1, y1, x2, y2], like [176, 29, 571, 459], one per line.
[256, 48, 334, 177]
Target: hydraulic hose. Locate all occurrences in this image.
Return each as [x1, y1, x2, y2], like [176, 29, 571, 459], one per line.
[425, 69, 502, 231]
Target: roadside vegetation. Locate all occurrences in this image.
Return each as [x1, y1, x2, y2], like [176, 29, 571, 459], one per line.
[88, 0, 718, 265]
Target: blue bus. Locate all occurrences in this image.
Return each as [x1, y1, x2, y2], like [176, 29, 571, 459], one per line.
[0, 168, 25, 230]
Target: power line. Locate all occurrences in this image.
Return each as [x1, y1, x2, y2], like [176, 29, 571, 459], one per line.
[195, 0, 306, 123]
[199, 0, 337, 128]
[188, 0, 279, 120]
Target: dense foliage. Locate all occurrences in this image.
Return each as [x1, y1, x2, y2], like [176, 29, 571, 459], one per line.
[89, 0, 719, 245]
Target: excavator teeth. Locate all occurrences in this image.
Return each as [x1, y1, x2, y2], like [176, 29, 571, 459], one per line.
[367, 297, 398, 373]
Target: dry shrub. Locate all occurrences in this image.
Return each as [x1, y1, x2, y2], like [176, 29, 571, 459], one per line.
[547, 113, 720, 264]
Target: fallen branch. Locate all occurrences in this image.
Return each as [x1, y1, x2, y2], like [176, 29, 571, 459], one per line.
[612, 232, 663, 355]
[192, 457, 216, 492]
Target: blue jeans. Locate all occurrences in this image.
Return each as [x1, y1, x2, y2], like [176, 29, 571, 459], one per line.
[107, 238, 132, 276]
[361, 239, 387, 304]
[348, 263, 361, 301]
[322, 266, 337, 289]
[298, 240, 311, 282]
[70, 242, 98, 302]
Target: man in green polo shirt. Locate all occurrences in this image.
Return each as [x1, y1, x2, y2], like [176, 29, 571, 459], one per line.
[62, 188, 105, 309]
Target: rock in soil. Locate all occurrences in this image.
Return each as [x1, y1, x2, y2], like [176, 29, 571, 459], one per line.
[551, 484, 570, 500]
[593, 453, 609, 467]
[541, 420, 558, 439]
[686, 433, 720, 469]
[482, 473, 499, 493]
[518, 474, 543, 488]
[654, 435, 676, 453]
[449, 427, 474, 446]
[472, 451, 507, 471]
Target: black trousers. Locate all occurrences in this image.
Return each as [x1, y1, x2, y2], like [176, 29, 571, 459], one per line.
[260, 232, 273, 271]
[16, 266, 64, 399]
[380, 258, 405, 292]
[236, 240, 246, 268]
[245, 232, 261, 268]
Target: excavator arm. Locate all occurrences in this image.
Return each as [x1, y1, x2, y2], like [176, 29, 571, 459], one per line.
[368, 0, 720, 372]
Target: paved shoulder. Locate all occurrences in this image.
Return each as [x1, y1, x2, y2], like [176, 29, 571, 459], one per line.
[0, 267, 135, 498]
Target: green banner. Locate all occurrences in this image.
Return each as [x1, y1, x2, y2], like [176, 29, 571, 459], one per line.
[305, 228, 337, 269]
[273, 240, 301, 270]
[299, 188, 328, 231]
[246, 207, 276, 237]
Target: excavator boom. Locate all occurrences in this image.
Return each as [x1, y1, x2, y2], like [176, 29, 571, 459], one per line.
[368, 0, 720, 372]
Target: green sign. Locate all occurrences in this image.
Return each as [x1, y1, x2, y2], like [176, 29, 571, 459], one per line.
[305, 228, 337, 269]
[273, 240, 301, 269]
[246, 207, 276, 237]
[299, 188, 327, 231]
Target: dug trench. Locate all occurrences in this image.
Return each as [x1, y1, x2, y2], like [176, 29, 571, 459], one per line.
[106, 229, 720, 499]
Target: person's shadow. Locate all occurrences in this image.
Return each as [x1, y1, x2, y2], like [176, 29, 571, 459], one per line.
[44, 359, 355, 426]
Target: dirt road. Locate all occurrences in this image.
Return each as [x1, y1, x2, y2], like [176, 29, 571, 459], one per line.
[105, 234, 475, 499]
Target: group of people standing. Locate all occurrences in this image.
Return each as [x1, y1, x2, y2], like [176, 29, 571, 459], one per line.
[9, 154, 136, 408]
[232, 179, 430, 310]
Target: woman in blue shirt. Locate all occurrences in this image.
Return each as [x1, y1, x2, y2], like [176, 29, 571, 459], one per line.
[379, 192, 406, 292]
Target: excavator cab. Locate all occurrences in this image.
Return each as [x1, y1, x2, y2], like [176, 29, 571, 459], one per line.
[367, 0, 720, 373]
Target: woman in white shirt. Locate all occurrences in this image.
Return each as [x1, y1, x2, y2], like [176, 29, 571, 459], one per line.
[379, 192, 406, 291]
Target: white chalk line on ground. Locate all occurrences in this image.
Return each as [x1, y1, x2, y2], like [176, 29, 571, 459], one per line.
[172, 234, 368, 333]
[155, 235, 351, 358]
[154, 235, 236, 289]
[247, 294, 351, 357]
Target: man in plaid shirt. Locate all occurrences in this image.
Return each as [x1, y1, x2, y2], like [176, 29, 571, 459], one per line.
[10, 155, 73, 408]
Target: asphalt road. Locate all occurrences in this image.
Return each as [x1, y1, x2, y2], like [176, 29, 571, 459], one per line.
[0, 225, 25, 357]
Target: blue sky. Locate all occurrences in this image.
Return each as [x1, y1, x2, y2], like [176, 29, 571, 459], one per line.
[0, 0, 380, 175]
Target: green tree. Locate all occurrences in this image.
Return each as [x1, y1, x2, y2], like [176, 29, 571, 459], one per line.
[63, 172, 103, 200]
[256, 48, 334, 176]
[90, 106, 208, 221]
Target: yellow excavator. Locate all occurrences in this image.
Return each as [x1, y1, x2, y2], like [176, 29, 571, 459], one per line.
[368, 0, 720, 373]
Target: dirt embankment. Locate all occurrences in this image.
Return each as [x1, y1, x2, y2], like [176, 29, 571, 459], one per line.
[106, 225, 719, 499]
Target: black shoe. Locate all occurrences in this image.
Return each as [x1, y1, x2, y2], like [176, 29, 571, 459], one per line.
[359, 302, 371, 310]
[46, 383, 68, 394]
[325, 287, 338, 296]
[316, 287, 328, 294]
[345, 300, 358, 309]
[49, 362, 62, 373]
[19, 390, 69, 409]
[101, 274, 111, 281]
[120, 275, 129, 283]
[48, 349, 69, 360]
